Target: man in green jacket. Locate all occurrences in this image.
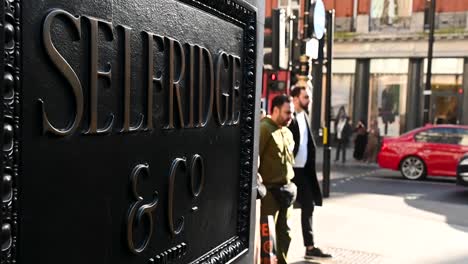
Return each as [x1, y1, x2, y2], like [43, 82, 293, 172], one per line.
[258, 94, 295, 264]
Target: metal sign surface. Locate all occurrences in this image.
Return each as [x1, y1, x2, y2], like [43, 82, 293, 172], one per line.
[0, 0, 257, 263]
[312, 0, 325, 40]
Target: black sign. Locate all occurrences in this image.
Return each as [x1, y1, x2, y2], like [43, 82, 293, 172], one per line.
[0, 0, 257, 263]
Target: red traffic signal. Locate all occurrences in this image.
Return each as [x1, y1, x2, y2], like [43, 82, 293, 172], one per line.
[270, 73, 277, 81]
[266, 72, 285, 91]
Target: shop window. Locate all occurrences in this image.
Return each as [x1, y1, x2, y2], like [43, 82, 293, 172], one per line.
[331, 75, 354, 121]
[426, 75, 463, 124]
[370, 59, 408, 136]
[370, 74, 408, 136]
[323, 60, 356, 132]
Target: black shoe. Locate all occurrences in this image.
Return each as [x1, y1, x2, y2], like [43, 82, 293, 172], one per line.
[305, 247, 332, 259]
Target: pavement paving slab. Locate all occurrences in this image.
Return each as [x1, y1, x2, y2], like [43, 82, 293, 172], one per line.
[282, 164, 468, 264]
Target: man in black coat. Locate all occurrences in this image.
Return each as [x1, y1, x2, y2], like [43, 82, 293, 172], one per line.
[288, 86, 332, 260]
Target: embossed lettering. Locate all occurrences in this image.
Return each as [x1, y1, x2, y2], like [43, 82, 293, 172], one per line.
[187, 44, 196, 128]
[126, 155, 205, 253]
[215, 52, 230, 126]
[40, 9, 84, 136]
[127, 164, 159, 255]
[168, 158, 186, 236]
[40, 9, 242, 135]
[85, 16, 114, 134]
[199, 47, 215, 127]
[145, 32, 164, 130]
[190, 154, 204, 197]
[166, 38, 185, 129]
[120, 25, 143, 132]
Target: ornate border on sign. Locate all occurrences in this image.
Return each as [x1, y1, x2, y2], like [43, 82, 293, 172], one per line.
[0, 0, 256, 263]
[177, 0, 257, 263]
[192, 237, 246, 264]
[1, 0, 20, 263]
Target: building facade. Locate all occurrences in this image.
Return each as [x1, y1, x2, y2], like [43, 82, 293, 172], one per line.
[323, 0, 468, 137]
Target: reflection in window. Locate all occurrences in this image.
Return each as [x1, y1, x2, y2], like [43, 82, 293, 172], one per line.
[331, 75, 354, 120]
[457, 129, 468, 146]
[426, 75, 463, 124]
[415, 128, 446, 144]
[370, 0, 412, 31]
[416, 128, 468, 146]
[370, 74, 407, 136]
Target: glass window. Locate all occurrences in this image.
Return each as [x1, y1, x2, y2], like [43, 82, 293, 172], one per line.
[425, 75, 463, 124]
[424, 59, 464, 75]
[457, 129, 468, 146]
[415, 128, 467, 145]
[415, 128, 447, 144]
[370, 0, 413, 31]
[430, 75, 463, 93]
[443, 128, 462, 145]
[370, 74, 407, 137]
[331, 74, 354, 120]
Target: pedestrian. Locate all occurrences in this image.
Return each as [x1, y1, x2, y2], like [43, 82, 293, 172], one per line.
[258, 94, 297, 264]
[334, 107, 352, 163]
[353, 120, 368, 161]
[288, 87, 332, 260]
[364, 119, 380, 163]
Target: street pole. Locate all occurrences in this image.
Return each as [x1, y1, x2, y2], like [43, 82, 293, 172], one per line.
[322, 9, 334, 198]
[423, 0, 436, 125]
[311, 37, 324, 138]
[288, 7, 295, 73]
[303, 0, 311, 41]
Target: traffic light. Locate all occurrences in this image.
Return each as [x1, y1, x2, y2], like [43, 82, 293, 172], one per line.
[270, 72, 277, 81]
[264, 8, 286, 70]
[266, 72, 285, 91]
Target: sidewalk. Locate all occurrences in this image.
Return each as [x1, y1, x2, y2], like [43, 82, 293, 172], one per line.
[284, 150, 468, 264]
[315, 146, 379, 182]
[315, 146, 374, 167]
[284, 147, 387, 263]
[287, 193, 468, 264]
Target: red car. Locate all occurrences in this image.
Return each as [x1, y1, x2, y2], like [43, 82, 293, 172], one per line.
[377, 125, 468, 180]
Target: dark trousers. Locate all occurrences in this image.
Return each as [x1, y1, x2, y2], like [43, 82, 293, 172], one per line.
[293, 168, 315, 247]
[335, 139, 346, 162]
[261, 191, 292, 264]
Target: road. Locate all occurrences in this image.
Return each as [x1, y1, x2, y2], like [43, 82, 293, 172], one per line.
[285, 162, 468, 264]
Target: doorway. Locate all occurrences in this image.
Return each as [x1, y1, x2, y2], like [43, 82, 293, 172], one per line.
[428, 74, 463, 125]
[431, 93, 459, 124]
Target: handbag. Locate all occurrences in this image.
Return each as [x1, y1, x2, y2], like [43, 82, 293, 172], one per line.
[268, 182, 297, 208]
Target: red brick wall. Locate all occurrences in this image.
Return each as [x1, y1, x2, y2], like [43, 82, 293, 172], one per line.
[436, 1, 468, 12]
[323, 0, 334, 10]
[265, 0, 278, 17]
[323, 0, 354, 17]
[414, 0, 468, 13]
[413, 0, 426, 12]
[358, 0, 371, 14]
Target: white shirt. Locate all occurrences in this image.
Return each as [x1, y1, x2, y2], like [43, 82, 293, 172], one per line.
[337, 118, 346, 139]
[293, 111, 308, 168]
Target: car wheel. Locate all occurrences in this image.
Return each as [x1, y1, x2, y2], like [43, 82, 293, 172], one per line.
[400, 156, 426, 180]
